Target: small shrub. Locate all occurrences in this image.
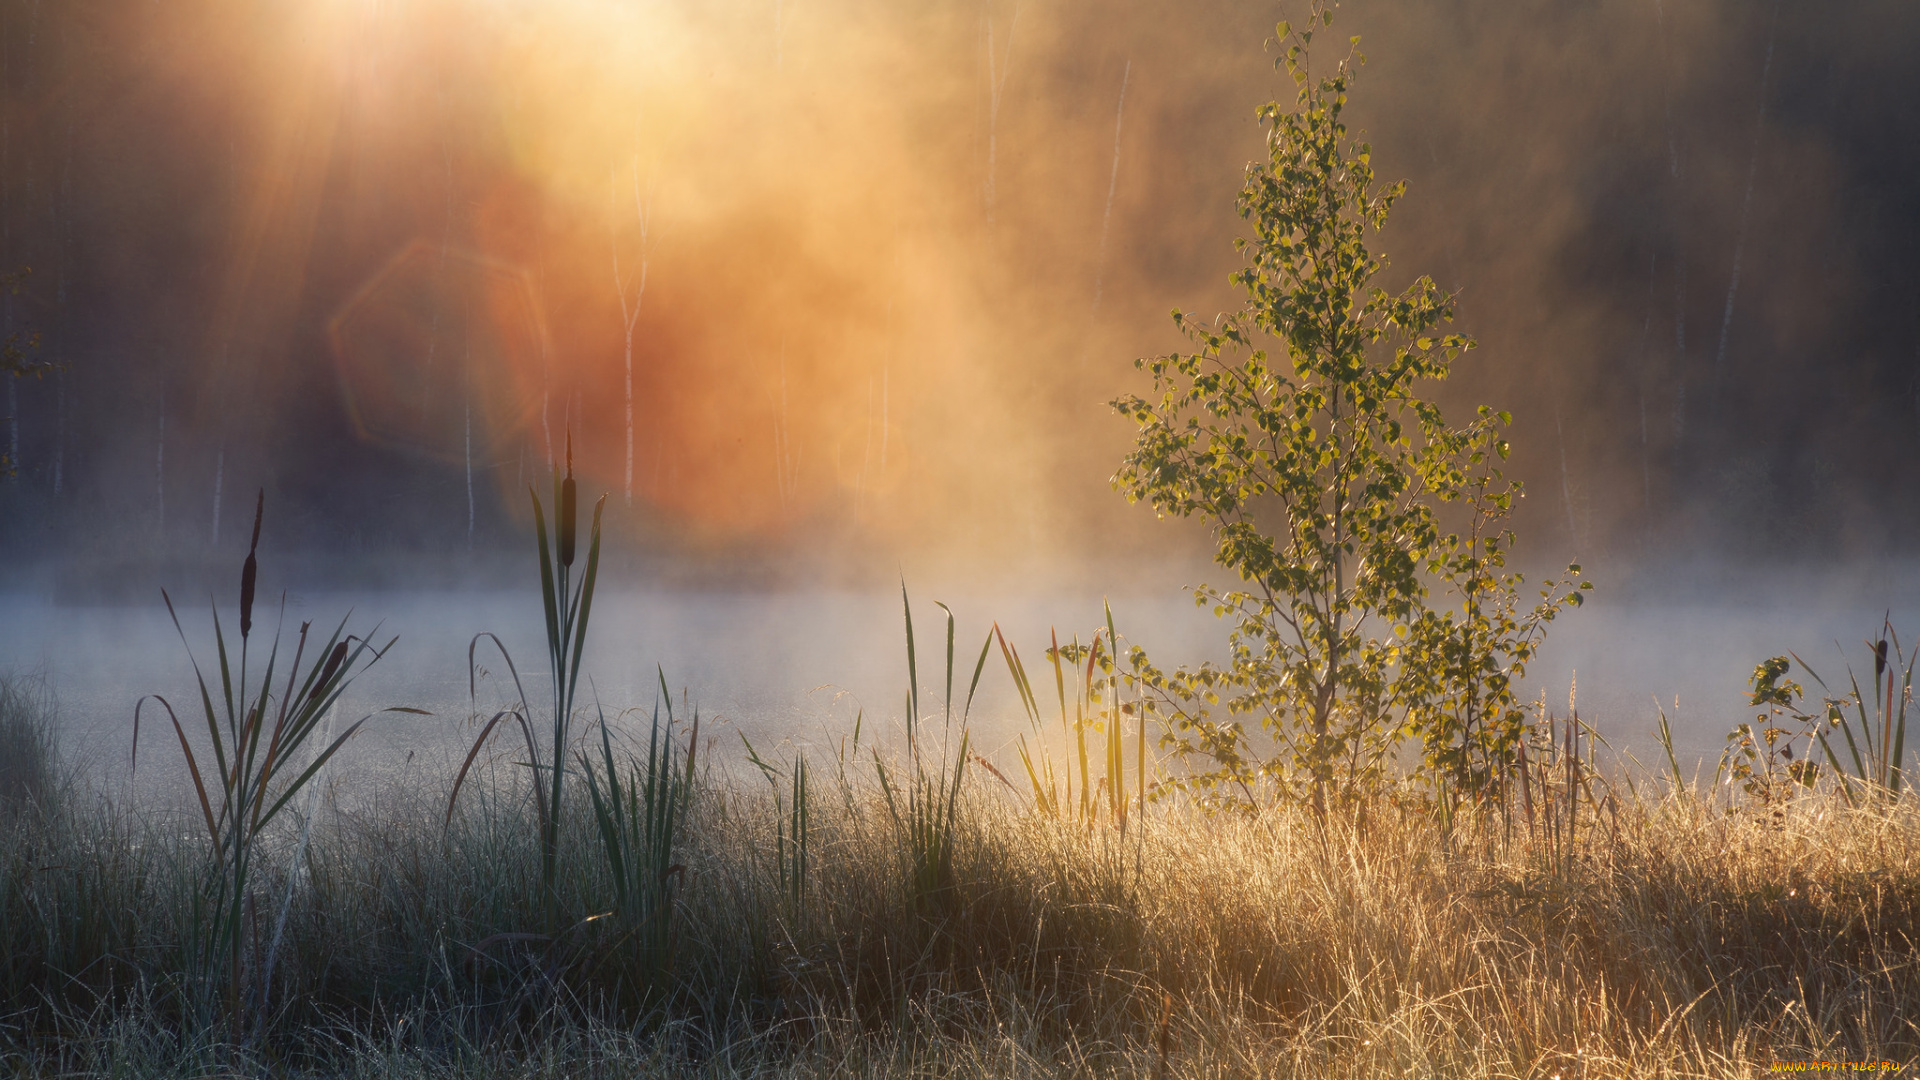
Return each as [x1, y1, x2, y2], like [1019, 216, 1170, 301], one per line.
[1742, 621, 1914, 808]
[1110, 5, 1584, 814]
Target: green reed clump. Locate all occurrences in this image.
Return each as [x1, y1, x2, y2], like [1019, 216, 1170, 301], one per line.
[578, 675, 697, 1006]
[1742, 619, 1914, 808]
[0, 674, 57, 814]
[743, 735, 809, 920]
[995, 604, 1144, 828]
[873, 588, 985, 911]
[134, 490, 416, 1032]
[0, 774, 167, 1033]
[452, 433, 605, 924]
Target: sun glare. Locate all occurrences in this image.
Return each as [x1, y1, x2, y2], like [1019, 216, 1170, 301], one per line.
[210, 0, 1051, 549]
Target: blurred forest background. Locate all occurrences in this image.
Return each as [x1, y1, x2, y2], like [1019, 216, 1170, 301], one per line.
[0, 0, 1915, 589]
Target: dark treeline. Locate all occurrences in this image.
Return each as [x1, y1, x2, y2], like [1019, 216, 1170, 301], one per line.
[0, 0, 1914, 586]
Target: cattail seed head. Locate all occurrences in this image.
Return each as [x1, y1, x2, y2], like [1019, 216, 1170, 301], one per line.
[240, 491, 263, 639]
[311, 640, 350, 701]
[240, 553, 257, 640]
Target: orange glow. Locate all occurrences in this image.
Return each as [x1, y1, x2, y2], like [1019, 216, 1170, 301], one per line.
[166, 0, 1187, 567]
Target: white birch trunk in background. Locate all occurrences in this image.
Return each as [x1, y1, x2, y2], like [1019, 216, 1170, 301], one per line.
[984, 6, 1018, 224]
[51, 369, 62, 495]
[1653, 0, 1690, 470]
[1, 3, 10, 483]
[856, 374, 873, 520]
[1639, 253, 1657, 532]
[5, 378, 17, 481]
[155, 403, 166, 538]
[1710, 0, 1782, 421]
[211, 446, 225, 545]
[1555, 404, 1576, 545]
[465, 340, 474, 550]
[1091, 59, 1130, 314]
[612, 162, 651, 506]
[539, 264, 554, 473]
[773, 341, 799, 509]
[774, 0, 788, 70]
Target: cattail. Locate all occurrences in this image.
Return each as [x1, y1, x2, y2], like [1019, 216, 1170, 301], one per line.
[240, 490, 263, 640]
[1875, 639, 1889, 679]
[310, 640, 350, 702]
[560, 432, 578, 568]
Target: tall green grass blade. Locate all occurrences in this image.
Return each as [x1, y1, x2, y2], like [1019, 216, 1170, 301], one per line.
[874, 750, 900, 833]
[566, 496, 606, 705]
[791, 755, 808, 911]
[902, 582, 920, 726]
[995, 625, 1040, 725]
[1049, 629, 1075, 812]
[1846, 666, 1876, 773]
[964, 630, 992, 720]
[742, 733, 779, 785]
[1891, 630, 1913, 796]
[1104, 603, 1122, 823]
[1802, 662, 1872, 785]
[935, 601, 956, 725]
[1835, 704, 1868, 784]
[531, 486, 561, 671]
[1049, 628, 1068, 736]
[578, 680, 695, 999]
[160, 592, 235, 823]
[1814, 731, 1859, 809]
[260, 707, 424, 830]
[1654, 700, 1684, 794]
[137, 696, 218, 841]
[1015, 735, 1055, 816]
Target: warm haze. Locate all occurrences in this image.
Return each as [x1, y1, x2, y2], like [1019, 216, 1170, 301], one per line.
[1, 1, 1919, 1075]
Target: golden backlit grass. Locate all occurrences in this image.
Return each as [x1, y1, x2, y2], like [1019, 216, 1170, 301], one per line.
[1, 683, 1916, 1077]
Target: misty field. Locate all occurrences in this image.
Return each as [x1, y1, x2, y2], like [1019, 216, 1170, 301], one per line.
[6, 0, 1920, 1074]
[0, 666, 1916, 1078]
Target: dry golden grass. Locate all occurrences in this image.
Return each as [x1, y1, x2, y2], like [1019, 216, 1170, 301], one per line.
[4, 711, 1917, 1079]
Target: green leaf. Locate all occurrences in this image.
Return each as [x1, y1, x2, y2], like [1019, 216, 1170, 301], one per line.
[1105, 0, 1581, 814]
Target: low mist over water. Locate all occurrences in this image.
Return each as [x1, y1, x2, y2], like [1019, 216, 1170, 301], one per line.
[7, 555, 1918, 803]
[0, 581, 1225, 803]
[2, 0, 1919, 804]
[3, 2, 1920, 1070]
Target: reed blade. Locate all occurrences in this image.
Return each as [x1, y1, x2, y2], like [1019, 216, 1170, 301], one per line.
[902, 582, 920, 726]
[935, 601, 956, 725]
[964, 630, 993, 721]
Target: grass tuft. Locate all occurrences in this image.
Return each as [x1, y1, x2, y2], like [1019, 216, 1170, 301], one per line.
[5, 771, 1918, 1075]
[0, 673, 57, 815]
